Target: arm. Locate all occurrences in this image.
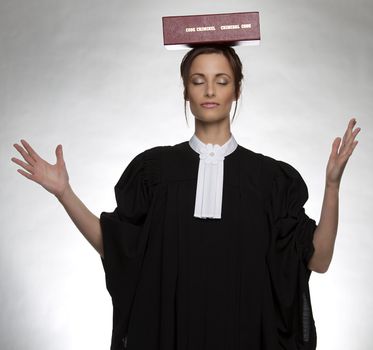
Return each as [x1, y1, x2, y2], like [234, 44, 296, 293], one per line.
[11, 139, 104, 258]
[307, 183, 339, 273]
[307, 118, 360, 273]
[56, 184, 103, 258]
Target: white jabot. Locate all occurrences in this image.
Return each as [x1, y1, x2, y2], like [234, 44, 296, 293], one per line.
[189, 133, 238, 219]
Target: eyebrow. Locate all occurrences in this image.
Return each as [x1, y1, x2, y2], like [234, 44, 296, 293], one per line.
[190, 73, 232, 79]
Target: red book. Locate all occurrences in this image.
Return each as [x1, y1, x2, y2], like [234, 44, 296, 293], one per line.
[162, 11, 260, 50]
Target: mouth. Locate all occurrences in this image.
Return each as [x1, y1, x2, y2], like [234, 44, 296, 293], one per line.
[201, 103, 220, 109]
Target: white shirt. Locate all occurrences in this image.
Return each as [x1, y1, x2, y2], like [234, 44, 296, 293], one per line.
[188, 133, 238, 219]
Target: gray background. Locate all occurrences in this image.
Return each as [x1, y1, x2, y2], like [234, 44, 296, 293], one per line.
[1, 0, 372, 349]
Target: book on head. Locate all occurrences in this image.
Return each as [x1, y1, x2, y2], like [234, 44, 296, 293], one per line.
[162, 11, 260, 50]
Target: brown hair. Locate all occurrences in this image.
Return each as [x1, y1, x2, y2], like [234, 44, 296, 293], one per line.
[180, 45, 244, 125]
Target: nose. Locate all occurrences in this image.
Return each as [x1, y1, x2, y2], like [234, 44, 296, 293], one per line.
[204, 82, 216, 97]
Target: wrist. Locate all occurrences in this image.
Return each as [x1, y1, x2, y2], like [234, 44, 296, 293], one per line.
[56, 183, 72, 203]
[325, 181, 340, 191]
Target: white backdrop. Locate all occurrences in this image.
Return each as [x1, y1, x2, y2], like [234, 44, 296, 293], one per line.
[1, 0, 372, 349]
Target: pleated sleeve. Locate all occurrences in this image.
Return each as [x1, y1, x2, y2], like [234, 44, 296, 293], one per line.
[267, 160, 318, 348]
[99, 150, 153, 349]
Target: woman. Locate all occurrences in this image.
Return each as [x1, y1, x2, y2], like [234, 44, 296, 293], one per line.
[11, 45, 360, 349]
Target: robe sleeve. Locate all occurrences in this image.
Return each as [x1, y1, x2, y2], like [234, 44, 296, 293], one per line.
[99, 150, 152, 349]
[267, 160, 318, 348]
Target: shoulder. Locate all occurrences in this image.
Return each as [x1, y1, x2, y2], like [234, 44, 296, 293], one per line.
[255, 151, 309, 202]
[127, 144, 173, 169]
[140, 141, 186, 159]
[262, 154, 302, 181]
[239, 145, 302, 180]
[237, 145, 306, 202]
[136, 145, 171, 160]
[116, 145, 170, 184]
[140, 140, 197, 163]
[133, 142, 188, 185]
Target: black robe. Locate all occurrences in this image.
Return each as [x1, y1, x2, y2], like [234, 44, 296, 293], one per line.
[100, 140, 318, 350]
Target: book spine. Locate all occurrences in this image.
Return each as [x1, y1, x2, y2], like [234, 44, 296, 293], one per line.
[162, 12, 260, 47]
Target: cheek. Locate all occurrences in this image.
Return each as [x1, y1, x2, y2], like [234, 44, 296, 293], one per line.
[222, 91, 235, 104]
[186, 88, 201, 103]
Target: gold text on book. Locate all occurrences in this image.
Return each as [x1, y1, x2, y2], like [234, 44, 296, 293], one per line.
[185, 23, 251, 33]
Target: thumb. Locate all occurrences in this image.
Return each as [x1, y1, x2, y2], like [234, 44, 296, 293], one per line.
[55, 144, 64, 163]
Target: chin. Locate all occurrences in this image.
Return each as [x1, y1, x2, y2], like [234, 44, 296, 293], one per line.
[194, 114, 229, 123]
[189, 105, 230, 121]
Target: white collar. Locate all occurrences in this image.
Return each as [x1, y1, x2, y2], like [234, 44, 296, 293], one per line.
[188, 133, 238, 219]
[189, 133, 238, 163]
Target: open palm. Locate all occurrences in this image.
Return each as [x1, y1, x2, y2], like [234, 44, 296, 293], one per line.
[11, 139, 69, 198]
[326, 118, 360, 187]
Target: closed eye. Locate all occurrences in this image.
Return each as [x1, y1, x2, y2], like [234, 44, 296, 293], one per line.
[191, 82, 229, 85]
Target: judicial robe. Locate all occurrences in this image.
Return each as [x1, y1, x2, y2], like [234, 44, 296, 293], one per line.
[99, 140, 318, 350]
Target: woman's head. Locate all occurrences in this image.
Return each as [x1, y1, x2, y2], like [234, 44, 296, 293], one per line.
[180, 45, 243, 125]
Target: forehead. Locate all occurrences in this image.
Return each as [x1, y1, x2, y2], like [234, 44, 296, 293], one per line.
[189, 53, 233, 75]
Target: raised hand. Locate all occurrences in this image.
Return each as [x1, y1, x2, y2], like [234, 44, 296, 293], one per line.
[11, 139, 70, 199]
[326, 117, 361, 187]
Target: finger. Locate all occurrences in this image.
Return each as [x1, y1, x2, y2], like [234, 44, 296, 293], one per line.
[352, 126, 361, 138]
[344, 124, 361, 150]
[11, 157, 35, 175]
[17, 168, 35, 181]
[331, 137, 341, 156]
[13, 143, 36, 166]
[20, 139, 41, 162]
[351, 139, 359, 151]
[341, 118, 358, 150]
[341, 118, 355, 147]
[349, 117, 357, 129]
[345, 140, 359, 158]
[352, 140, 358, 151]
[342, 129, 361, 158]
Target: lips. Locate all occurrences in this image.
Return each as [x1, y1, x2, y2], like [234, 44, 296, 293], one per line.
[201, 103, 219, 108]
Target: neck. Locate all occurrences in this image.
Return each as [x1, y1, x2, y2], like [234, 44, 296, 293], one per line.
[194, 118, 232, 146]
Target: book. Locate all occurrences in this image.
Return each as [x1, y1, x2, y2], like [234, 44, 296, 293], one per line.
[162, 11, 260, 50]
